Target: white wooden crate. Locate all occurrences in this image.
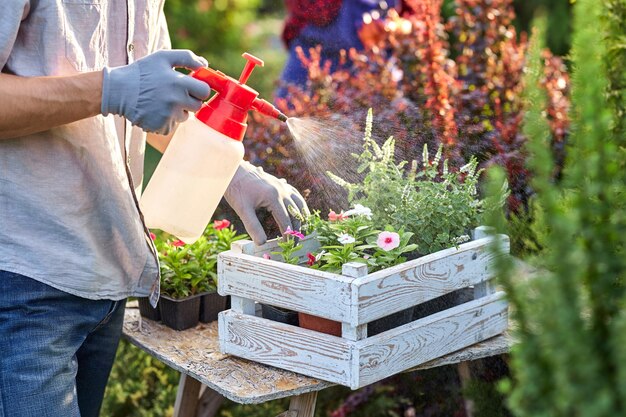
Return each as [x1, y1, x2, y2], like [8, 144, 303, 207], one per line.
[217, 227, 509, 389]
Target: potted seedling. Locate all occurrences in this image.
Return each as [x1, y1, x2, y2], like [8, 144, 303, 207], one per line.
[143, 220, 247, 330]
[199, 220, 247, 323]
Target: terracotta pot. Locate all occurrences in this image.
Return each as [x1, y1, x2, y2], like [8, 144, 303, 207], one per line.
[137, 297, 161, 321]
[199, 292, 228, 323]
[159, 294, 201, 331]
[298, 312, 341, 336]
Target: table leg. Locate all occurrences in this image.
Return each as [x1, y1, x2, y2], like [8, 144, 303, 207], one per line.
[457, 361, 475, 417]
[288, 392, 318, 417]
[173, 374, 202, 417]
[197, 385, 225, 417]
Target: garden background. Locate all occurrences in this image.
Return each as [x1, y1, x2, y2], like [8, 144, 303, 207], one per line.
[102, 0, 626, 416]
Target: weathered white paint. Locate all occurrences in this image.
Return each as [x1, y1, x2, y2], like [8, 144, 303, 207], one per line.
[351, 237, 509, 326]
[219, 293, 508, 389]
[217, 231, 510, 388]
[219, 310, 354, 386]
[218, 251, 354, 321]
[230, 296, 256, 315]
[471, 228, 506, 298]
[341, 323, 367, 341]
[356, 292, 508, 387]
[230, 234, 321, 263]
[342, 262, 369, 278]
[472, 226, 493, 240]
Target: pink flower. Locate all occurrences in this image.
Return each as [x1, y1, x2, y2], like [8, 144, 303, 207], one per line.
[213, 219, 231, 230]
[307, 252, 316, 266]
[149, 232, 156, 241]
[262, 253, 271, 260]
[171, 239, 185, 247]
[376, 231, 400, 251]
[328, 210, 347, 222]
[284, 226, 305, 239]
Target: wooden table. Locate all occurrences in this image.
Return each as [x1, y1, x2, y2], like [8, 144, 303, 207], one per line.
[122, 305, 511, 417]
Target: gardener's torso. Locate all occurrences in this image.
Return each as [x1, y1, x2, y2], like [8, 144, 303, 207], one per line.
[0, 0, 169, 300]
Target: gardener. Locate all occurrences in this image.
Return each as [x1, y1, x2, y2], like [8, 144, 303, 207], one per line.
[277, 0, 416, 95]
[0, 2, 307, 417]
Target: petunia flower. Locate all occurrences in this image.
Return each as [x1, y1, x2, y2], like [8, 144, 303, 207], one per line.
[213, 219, 231, 230]
[284, 226, 305, 239]
[171, 239, 186, 247]
[337, 233, 356, 245]
[377, 231, 400, 251]
[328, 210, 347, 222]
[343, 204, 373, 219]
[262, 253, 271, 260]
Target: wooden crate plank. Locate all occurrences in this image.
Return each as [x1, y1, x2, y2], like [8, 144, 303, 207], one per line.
[218, 251, 353, 321]
[355, 292, 508, 388]
[219, 310, 353, 386]
[353, 237, 509, 325]
[230, 235, 321, 263]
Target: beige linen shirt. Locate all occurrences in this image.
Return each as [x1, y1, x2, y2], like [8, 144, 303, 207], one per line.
[0, 0, 169, 303]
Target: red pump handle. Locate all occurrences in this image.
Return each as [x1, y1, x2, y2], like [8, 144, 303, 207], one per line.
[190, 53, 287, 141]
[239, 53, 264, 84]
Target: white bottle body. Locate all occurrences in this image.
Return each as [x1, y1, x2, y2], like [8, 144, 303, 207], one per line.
[140, 114, 244, 243]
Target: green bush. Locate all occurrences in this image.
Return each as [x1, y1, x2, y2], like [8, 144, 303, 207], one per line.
[487, 0, 626, 415]
[102, 340, 179, 417]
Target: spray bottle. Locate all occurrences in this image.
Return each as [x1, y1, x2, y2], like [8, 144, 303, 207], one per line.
[140, 53, 287, 243]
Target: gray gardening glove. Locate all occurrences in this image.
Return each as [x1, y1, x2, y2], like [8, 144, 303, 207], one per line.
[224, 161, 309, 245]
[101, 49, 211, 135]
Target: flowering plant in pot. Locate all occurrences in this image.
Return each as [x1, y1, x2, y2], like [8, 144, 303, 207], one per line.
[270, 110, 501, 336]
[141, 219, 248, 330]
[198, 220, 248, 324]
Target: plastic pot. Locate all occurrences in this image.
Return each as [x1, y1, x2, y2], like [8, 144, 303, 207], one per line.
[159, 295, 201, 331]
[368, 307, 414, 336]
[199, 292, 229, 323]
[261, 304, 299, 326]
[298, 312, 341, 336]
[137, 297, 161, 321]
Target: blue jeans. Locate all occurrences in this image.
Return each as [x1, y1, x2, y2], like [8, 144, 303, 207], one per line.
[0, 270, 126, 417]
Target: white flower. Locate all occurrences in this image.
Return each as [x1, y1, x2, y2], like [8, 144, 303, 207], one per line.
[343, 204, 373, 219]
[337, 233, 356, 245]
[451, 235, 471, 245]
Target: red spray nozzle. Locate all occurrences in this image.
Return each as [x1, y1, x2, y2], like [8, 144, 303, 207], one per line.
[191, 53, 287, 141]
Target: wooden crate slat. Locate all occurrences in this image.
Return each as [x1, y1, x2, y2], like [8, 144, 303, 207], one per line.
[219, 251, 354, 321]
[353, 237, 509, 325]
[355, 291, 508, 388]
[231, 234, 321, 264]
[219, 310, 354, 387]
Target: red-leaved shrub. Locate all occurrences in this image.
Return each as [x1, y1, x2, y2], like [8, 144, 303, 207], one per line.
[245, 0, 570, 216]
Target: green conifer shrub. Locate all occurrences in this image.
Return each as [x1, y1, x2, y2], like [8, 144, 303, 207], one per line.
[487, 0, 626, 415]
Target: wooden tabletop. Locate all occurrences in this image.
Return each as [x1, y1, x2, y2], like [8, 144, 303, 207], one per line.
[122, 305, 512, 405]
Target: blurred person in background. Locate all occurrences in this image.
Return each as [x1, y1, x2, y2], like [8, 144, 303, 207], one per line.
[278, 0, 416, 93]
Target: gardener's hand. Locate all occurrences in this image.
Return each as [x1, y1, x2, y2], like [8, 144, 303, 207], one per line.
[101, 49, 211, 135]
[225, 161, 309, 245]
